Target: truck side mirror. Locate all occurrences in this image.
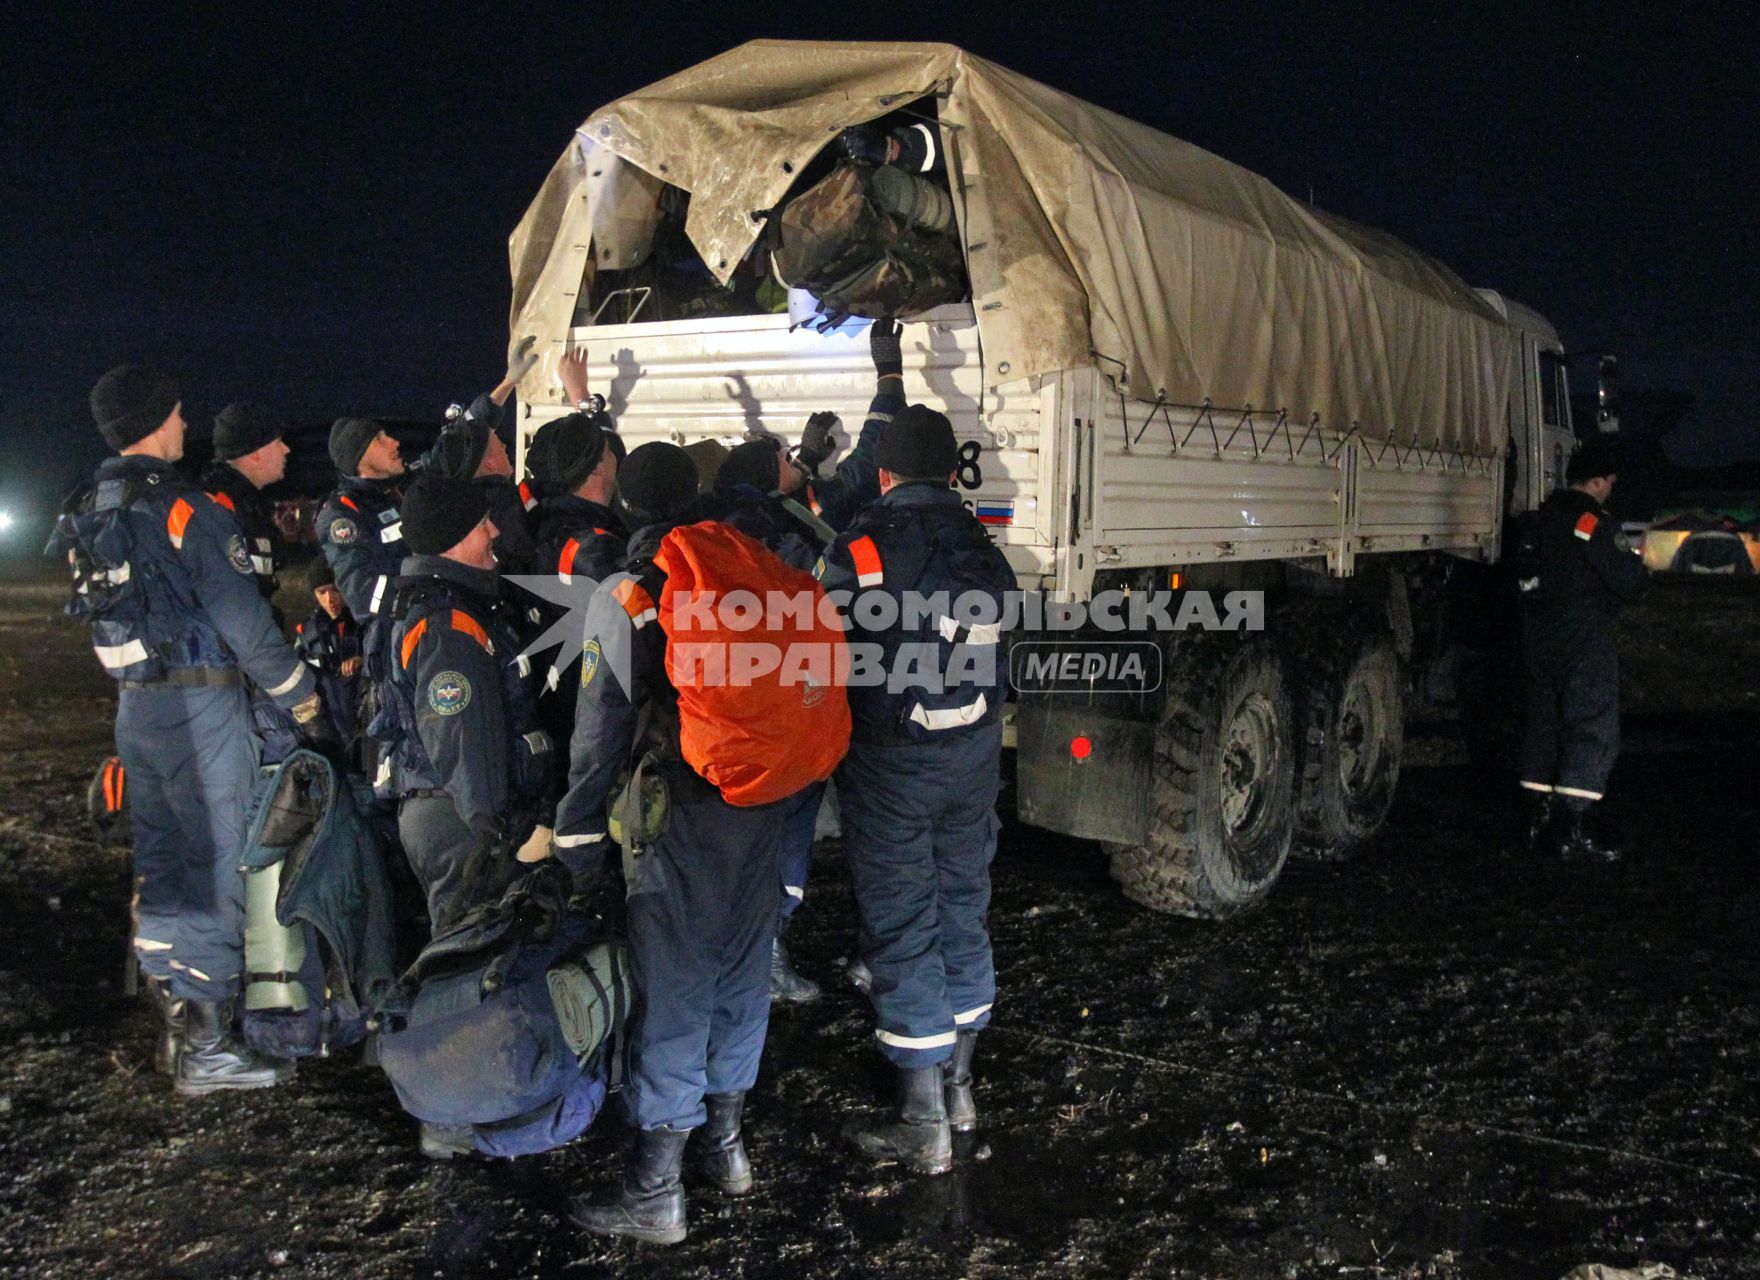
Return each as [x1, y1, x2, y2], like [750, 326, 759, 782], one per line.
[1597, 355, 1621, 434]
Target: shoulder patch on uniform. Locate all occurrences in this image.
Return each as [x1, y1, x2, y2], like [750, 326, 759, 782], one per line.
[1573, 512, 1599, 541]
[580, 638, 601, 687]
[427, 671, 471, 716]
[226, 533, 254, 576]
[329, 517, 359, 544]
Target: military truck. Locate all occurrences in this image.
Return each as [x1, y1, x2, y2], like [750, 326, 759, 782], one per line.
[506, 41, 1585, 918]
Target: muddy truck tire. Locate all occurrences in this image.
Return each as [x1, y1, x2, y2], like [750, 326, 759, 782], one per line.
[1109, 635, 1296, 918]
[1290, 618, 1404, 861]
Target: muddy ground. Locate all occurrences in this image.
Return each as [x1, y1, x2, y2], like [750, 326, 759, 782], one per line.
[0, 559, 1755, 1280]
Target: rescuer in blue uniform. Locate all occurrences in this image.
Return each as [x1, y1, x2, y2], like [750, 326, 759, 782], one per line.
[315, 409, 499, 627]
[525, 407, 626, 722]
[1517, 437, 1646, 862]
[711, 318, 905, 1003]
[202, 401, 300, 760]
[199, 401, 289, 607]
[295, 558, 362, 742]
[316, 416, 416, 626]
[558, 444, 792, 1246]
[375, 474, 555, 932]
[815, 404, 1016, 1174]
[58, 366, 326, 1095]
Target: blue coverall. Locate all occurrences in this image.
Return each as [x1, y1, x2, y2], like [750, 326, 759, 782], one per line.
[554, 523, 789, 1131]
[75, 457, 316, 1004]
[380, 554, 554, 930]
[815, 483, 1015, 1069]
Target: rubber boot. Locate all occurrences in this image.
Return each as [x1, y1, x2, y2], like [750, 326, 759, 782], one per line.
[571, 1125, 691, 1245]
[844, 1065, 954, 1175]
[1522, 790, 1559, 855]
[174, 999, 294, 1096]
[696, 1092, 754, 1195]
[144, 974, 185, 1078]
[770, 922, 822, 1005]
[943, 1030, 979, 1133]
[1558, 802, 1622, 864]
[419, 1121, 476, 1161]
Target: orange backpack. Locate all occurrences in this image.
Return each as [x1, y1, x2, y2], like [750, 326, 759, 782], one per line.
[652, 522, 851, 807]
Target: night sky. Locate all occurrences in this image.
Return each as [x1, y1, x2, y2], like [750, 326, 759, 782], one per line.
[4, 2, 1756, 538]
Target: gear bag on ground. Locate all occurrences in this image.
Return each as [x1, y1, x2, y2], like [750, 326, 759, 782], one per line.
[375, 862, 628, 1158]
[236, 749, 399, 1058]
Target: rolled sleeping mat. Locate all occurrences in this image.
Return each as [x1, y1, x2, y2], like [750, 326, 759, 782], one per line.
[243, 860, 309, 1013]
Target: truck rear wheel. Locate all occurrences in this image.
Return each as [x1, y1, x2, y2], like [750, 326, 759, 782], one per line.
[1109, 636, 1296, 918]
[1293, 625, 1403, 861]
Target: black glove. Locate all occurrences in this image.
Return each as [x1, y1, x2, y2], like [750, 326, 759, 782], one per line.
[290, 695, 342, 756]
[836, 125, 886, 167]
[795, 412, 840, 473]
[560, 836, 625, 938]
[870, 318, 903, 380]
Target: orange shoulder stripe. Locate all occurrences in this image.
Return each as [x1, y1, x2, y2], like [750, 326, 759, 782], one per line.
[450, 609, 491, 650]
[847, 535, 883, 583]
[166, 498, 195, 549]
[338, 495, 360, 512]
[558, 538, 581, 579]
[612, 578, 656, 621]
[399, 617, 429, 669]
[207, 490, 236, 512]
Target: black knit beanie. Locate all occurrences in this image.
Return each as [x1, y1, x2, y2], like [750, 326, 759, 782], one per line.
[527, 411, 617, 498]
[328, 417, 382, 476]
[213, 401, 286, 461]
[1566, 437, 1622, 484]
[401, 473, 489, 555]
[715, 438, 784, 496]
[91, 365, 179, 451]
[875, 403, 958, 479]
[304, 557, 336, 593]
[616, 442, 701, 528]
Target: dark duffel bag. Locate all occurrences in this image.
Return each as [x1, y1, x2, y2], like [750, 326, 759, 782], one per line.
[376, 863, 628, 1157]
[771, 162, 968, 321]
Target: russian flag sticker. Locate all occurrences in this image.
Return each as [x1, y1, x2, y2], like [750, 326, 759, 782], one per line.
[976, 499, 1015, 526]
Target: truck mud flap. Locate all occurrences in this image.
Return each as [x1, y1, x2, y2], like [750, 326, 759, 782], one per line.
[1014, 697, 1153, 845]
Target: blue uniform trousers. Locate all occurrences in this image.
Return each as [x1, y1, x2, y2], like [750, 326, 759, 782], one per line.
[837, 725, 1002, 1070]
[1520, 614, 1621, 800]
[117, 684, 260, 1003]
[623, 789, 788, 1131]
[398, 794, 518, 933]
[777, 780, 825, 920]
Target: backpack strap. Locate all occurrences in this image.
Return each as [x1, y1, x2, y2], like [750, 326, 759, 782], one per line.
[774, 494, 837, 547]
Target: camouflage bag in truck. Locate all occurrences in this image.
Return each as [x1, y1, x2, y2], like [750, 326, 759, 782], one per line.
[771, 162, 968, 322]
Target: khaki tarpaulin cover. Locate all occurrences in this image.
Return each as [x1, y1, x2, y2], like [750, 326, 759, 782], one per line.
[509, 41, 1518, 453]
